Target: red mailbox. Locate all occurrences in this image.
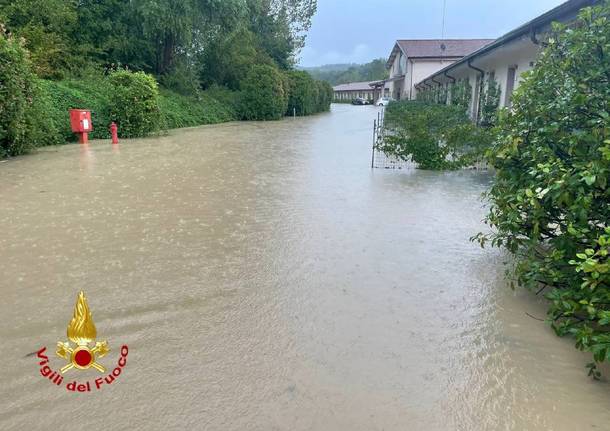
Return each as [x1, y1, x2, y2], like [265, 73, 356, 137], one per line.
[69, 109, 93, 144]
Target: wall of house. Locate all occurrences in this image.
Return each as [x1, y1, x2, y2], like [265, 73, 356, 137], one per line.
[470, 37, 541, 108]
[409, 58, 457, 100]
[388, 55, 459, 100]
[388, 53, 403, 100]
[333, 89, 389, 101]
[422, 36, 543, 119]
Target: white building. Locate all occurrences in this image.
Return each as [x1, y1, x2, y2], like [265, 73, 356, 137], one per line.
[333, 81, 390, 102]
[385, 39, 494, 100]
[415, 0, 598, 120]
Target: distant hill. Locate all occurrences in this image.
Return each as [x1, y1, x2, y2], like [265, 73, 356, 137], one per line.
[301, 59, 389, 86]
[300, 63, 357, 73]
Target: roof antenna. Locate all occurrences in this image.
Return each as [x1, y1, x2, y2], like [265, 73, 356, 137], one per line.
[441, 0, 447, 40]
[440, 0, 447, 62]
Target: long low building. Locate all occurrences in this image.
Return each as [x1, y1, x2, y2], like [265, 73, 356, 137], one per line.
[414, 0, 598, 121]
[385, 38, 494, 101]
[333, 81, 390, 102]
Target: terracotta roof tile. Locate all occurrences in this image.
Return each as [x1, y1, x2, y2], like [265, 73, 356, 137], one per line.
[397, 39, 494, 58]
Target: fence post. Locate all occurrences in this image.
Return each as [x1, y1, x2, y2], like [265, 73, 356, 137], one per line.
[371, 119, 377, 169]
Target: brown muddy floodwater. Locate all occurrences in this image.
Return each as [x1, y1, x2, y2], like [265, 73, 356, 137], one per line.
[1, 104, 609, 430]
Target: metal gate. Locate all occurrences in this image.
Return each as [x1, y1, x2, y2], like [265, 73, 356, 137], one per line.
[370, 110, 415, 170]
[370, 109, 488, 171]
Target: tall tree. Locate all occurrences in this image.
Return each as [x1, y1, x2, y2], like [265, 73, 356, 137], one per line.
[0, 0, 79, 78]
[246, 0, 316, 68]
[134, 0, 243, 75]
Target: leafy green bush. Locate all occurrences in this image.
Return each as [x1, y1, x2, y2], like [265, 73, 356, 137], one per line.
[379, 101, 493, 170]
[476, 2, 610, 373]
[285, 71, 332, 116]
[0, 0, 80, 79]
[0, 29, 56, 156]
[238, 65, 288, 121]
[285, 71, 316, 115]
[200, 28, 272, 91]
[204, 85, 240, 116]
[39, 77, 113, 141]
[40, 76, 237, 142]
[418, 78, 473, 113]
[315, 80, 333, 113]
[158, 89, 237, 129]
[159, 62, 202, 97]
[478, 75, 501, 127]
[450, 79, 472, 112]
[108, 70, 161, 138]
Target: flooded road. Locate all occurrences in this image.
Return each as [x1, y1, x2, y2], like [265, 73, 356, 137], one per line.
[1, 104, 609, 430]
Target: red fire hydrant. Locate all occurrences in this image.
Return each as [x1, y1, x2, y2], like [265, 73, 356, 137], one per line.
[109, 122, 119, 144]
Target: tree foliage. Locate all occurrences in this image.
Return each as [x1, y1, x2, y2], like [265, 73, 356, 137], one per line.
[0, 0, 80, 78]
[478, 74, 501, 127]
[450, 79, 472, 112]
[417, 77, 475, 117]
[0, 0, 317, 83]
[0, 27, 57, 156]
[305, 59, 389, 85]
[315, 80, 333, 112]
[238, 64, 288, 120]
[108, 70, 161, 138]
[200, 27, 273, 91]
[285, 70, 331, 115]
[476, 1, 610, 372]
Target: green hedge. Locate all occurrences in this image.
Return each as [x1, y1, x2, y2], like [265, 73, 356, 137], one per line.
[39, 77, 113, 141]
[315, 80, 333, 113]
[1, 43, 329, 157]
[158, 88, 237, 129]
[286, 71, 315, 115]
[0, 30, 58, 157]
[2, 71, 239, 156]
[108, 70, 161, 138]
[476, 1, 610, 375]
[285, 70, 332, 116]
[238, 65, 288, 121]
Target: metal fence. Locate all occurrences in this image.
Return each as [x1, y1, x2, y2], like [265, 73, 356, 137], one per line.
[370, 110, 416, 170]
[370, 110, 488, 171]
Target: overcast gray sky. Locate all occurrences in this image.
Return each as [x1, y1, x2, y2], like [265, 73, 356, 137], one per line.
[299, 0, 567, 67]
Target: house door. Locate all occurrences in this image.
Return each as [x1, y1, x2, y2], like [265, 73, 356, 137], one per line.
[505, 66, 517, 107]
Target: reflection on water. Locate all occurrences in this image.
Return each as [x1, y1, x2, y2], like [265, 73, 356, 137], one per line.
[1, 104, 609, 430]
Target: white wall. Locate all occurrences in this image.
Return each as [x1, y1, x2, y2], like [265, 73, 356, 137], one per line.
[421, 36, 543, 118]
[388, 53, 457, 101]
[469, 37, 541, 108]
[409, 59, 457, 100]
[334, 89, 387, 100]
[388, 53, 402, 100]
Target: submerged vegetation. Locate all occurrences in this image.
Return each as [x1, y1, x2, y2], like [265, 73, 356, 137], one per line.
[378, 102, 494, 170]
[476, 2, 610, 375]
[380, 1, 610, 373]
[0, 0, 330, 157]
